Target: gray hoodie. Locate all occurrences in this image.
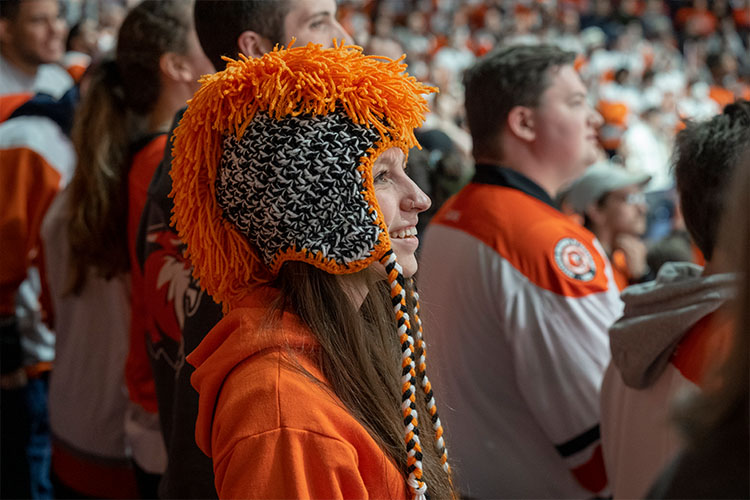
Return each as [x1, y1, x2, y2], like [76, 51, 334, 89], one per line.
[609, 261, 737, 389]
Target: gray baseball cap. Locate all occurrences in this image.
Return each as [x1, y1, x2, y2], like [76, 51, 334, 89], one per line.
[564, 162, 652, 213]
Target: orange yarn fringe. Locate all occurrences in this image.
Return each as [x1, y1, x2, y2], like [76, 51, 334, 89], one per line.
[169, 42, 437, 311]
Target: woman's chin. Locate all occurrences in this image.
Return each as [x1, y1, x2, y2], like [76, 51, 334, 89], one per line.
[391, 237, 419, 278]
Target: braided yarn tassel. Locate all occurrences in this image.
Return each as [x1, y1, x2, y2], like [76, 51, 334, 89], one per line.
[380, 250, 428, 500]
[410, 281, 451, 475]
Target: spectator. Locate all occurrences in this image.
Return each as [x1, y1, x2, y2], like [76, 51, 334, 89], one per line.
[94, 1, 125, 55]
[619, 106, 674, 192]
[419, 44, 622, 499]
[675, 0, 718, 40]
[565, 162, 652, 289]
[41, 1, 210, 497]
[170, 43, 454, 499]
[0, 68, 76, 500]
[0, 0, 72, 119]
[646, 151, 750, 500]
[600, 99, 750, 499]
[0, 1, 74, 496]
[706, 51, 740, 108]
[135, 1, 349, 497]
[61, 19, 98, 82]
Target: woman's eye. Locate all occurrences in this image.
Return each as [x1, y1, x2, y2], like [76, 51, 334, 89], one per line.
[373, 171, 388, 183]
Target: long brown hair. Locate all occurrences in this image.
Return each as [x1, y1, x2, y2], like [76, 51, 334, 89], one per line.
[271, 262, 455, 499]
[65, 0, 193, 294]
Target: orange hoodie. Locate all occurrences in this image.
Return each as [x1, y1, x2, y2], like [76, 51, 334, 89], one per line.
[188, 287, 409, 499]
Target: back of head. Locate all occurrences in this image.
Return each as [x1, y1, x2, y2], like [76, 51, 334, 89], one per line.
[0, 0, 22, 20]
[193, 0, 291, 70]
[722, 152, 750, 387]
[463, 43, 576, 159]
[116, 0, 193, 115]
[66, 0, 196, 294]
[673, 99, 750, 262]
[674, 151, 750, 456]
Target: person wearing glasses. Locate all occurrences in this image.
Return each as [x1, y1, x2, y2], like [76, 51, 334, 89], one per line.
[564, 162, 652, 289]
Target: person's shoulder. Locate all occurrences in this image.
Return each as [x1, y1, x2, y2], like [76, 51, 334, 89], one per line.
[429, 183, 555, 245]
[0, 115, 75, 182]
[518, 214, 613, 297]
[35, 63, 74, 99]
[428, 186, 612, 296]
[217, 343, 356, 442]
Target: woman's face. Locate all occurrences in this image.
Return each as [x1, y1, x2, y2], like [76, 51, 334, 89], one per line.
[372, 147, 431, 278]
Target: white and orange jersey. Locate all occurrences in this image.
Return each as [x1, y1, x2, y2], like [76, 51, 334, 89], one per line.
[0, 115, 75, 317]
[418, 164, 623, 499]
[0, 54, 73, 121]
[600, 263, 736, 500]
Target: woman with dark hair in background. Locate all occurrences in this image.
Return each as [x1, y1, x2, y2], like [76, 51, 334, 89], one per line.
[41, 1, 211, 497]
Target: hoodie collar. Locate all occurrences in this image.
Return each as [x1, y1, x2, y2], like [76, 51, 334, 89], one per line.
[609, 261, 739, 389]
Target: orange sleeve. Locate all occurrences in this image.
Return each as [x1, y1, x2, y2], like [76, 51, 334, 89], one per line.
[0, 93, 33, 123]
[0, 147, 62, 314]
[213, 429, 369, 499]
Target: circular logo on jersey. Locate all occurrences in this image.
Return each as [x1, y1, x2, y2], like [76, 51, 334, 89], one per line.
[554, 238, 596, 282]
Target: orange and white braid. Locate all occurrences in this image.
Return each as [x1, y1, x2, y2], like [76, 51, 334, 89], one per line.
[380, 250, 427, 500]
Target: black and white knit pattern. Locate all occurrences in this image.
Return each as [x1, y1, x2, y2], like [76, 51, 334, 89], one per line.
[216, 111, 384, 269]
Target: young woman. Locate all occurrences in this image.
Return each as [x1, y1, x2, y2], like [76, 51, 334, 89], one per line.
[170, 44, 455, 499]
[41, 1, 211, 497]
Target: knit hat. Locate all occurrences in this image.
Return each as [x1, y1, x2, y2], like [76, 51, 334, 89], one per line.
[565, 162, 652, 213]
[169, 42, 448, 499]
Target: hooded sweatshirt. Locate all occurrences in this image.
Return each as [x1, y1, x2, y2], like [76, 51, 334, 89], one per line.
[600, 261, 737, 499]
[188, 287, 408, 500]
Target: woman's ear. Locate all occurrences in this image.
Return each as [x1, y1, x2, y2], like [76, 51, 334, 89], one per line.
[236, 30, 272, 59]
[159, 52, 192, 83]
[507, 105, 536, 142]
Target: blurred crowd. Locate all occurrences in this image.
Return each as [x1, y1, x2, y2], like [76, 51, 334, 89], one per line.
[39, 0, 750, 203]
[320, 0, 750, 250]
[2, 0, 749, 498]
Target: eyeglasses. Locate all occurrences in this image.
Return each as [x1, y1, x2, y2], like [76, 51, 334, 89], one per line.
[623, 192, 646, 205]
[604, 190, 647, 206]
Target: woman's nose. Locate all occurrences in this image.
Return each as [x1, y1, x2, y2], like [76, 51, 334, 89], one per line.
[406, 180, 431, 213]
